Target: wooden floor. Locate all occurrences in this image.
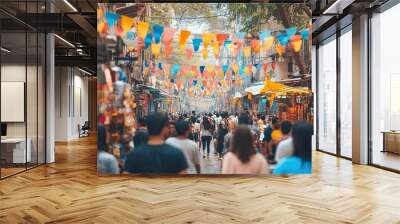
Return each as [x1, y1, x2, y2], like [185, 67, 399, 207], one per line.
[1, 136, 400, 223]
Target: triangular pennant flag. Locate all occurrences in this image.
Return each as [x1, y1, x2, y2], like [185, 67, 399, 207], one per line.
[162, 27, 176, 44]
[216, 33, 228, 46]
[291, 34, 302, 42]
[158, 63, 163, 70]
[259, 31, 271, 41]
[262, 36, 275, 51]
[291, 39, 302, 53]
[137, 21, 149, 39]
[202, 48, 208, 59]
[300, 28, 309, 40]
[286, 27, 297, 38]
[251, 39, 260, 53]
[164, 43, 173, 58]
[203, 33, 214, 48]
[152, 24, 164, 44]
[262, 63, 268, 73]
[276, 44, 285, 56]
[144, 33, 153, 49]
[224, 40, 232, 48]
[185, 48, 193, 59]
[212, 41, 220, 58]
[151, 43, 161, 57]
[271, 63, 276, 72]
[192, 38, 202, 52]
[179, 30, 191, 50]
[222, 65, 229, 75]
[104, 12, 119, 27]
[277, 33, 290, 46]
[243, 46, 251, 58]
[120, 15, 134, 33]
[199, 65, 205, 74]
[231, 64, 239, 74]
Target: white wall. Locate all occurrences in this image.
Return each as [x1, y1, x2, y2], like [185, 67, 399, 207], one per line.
[54, 67, 89, 141]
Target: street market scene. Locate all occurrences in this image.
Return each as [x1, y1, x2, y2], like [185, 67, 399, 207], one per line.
[97, 3, 313, 175]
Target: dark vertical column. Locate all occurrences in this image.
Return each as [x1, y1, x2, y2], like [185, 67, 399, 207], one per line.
[336, 24, 341, 157]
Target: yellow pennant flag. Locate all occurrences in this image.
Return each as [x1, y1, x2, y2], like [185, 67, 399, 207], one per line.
[243, 46, 251, 58]
[97, 21, 105, 33]
[137, 21, 149, 39]
[179, 30, 191, 50]
[151, 43, 161, 57]
[212, 41, 220, 58]
[202, 48, 208, 60]
[262, 36, 275, 51]
[231, 64, 239, 74]
[120, 15, 135, 33]
[291, 40, 302, 53]
[244, 66, 250, 75]
[203, 33, 214, 48]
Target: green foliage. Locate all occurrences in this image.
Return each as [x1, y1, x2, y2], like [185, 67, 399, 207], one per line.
[219, 3, 310, 34]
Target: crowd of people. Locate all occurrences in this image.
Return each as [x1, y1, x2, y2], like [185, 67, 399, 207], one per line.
[98, 110, 313, 175]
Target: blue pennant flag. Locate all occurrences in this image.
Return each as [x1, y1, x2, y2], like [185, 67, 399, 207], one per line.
[259, 31, 271, 41]
[300, 29, 309, 40]
[152, 24, 164, 44]
[158, 63, 163, 70]
[276, 33, 290, 46]
[222, 65, 229, 74]
[144, 33, 153, 49]
[104, 12, 119, 27]
[199, 65, 206, 74]
[286, 27, 297, 38]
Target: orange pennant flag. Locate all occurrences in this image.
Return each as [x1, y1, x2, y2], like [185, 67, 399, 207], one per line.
[216, 33, 228, 46]
[179, 30, 191, 50]
[212, 42, 220, 58]
[276, 44, 285, 56]
[164, 43, 173, 58]
[120, 15, 135, 33]
[251, 39, 260, 53]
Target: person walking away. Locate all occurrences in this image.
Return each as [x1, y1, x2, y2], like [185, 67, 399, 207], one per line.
[273, 121, 312, 174]
[275, 121, 294, 162]
[263, 117, 281, 163]
[98, 125, 120, 174]
[133, 116, 149, 148]
[200, 116, 213, 158]
[222, 126, 268, 174]
[216, 114, 229, 159]
[166, 120, 201, 174]
[223, 119, 237, 155]
[124, 112, 188, 174]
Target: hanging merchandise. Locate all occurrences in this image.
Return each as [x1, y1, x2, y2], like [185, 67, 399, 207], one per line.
[151, 43, 161, 57]
[192, 38, 203, 52]
[137, 21, 149, 39]
[179, 30, 191, 50]
[186, 48, 193, 59]
[152, 24, 164, 44]
[202, 48, 208, 59]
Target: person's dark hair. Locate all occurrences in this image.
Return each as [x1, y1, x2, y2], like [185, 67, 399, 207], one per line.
[146, 112, 169, 135]
[238, 113, 251, 125]
[137, 116, 147, 127]
[208, 113, 213, 117]
[175, 120, 190, 136]
[261, 115, 266, 121]
[271, 117, 279, 126]
[230, 126, 256, 163]
[133, 130, 149, 147]
[202, 116, 211, 130]
[98, 125, 107, 151]
[281, 120, 292, 135]
[292, 121, 313, 163]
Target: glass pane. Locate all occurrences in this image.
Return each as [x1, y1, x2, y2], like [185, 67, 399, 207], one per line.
[27, 31, 38, 169]
[317, 36, 337, 154]
[339, 29, 352, 158]
[371, 4, 400, 171]
[1, 30, 27, 177]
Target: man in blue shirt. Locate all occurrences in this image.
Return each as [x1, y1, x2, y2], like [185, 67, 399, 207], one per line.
[124, 112, 188, 174]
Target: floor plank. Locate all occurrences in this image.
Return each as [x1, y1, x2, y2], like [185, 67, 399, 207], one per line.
[0, 135, 400, 223]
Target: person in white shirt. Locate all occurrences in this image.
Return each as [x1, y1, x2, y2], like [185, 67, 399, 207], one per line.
[166, 120, 201, 174]
[275, 121, 294, 162]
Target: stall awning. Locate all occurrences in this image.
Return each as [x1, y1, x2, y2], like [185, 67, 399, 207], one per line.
[245, 83, 264, 96]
